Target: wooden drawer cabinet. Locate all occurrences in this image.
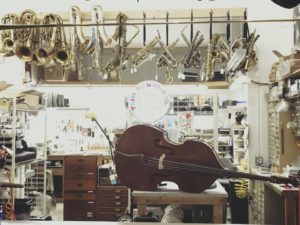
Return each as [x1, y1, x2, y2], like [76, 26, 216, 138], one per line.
[97, 185, 129, 221]
[64, 155, 98, 221]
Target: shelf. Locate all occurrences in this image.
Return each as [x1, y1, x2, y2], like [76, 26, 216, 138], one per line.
[271, 69, 300, 85]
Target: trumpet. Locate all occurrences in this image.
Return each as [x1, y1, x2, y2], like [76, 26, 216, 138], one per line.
[105, 12, 139, 79]
[0, 13, 19, 57]
[35, 14, 58, 65]
[243, 30, 260, 72]
[157, 37, 179, 69]
[15, 9, 37, 62]
[131, 36, 159, 66]
[181, 28, 204, 69]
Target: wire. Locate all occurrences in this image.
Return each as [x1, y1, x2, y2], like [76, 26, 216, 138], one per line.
[92, 118, 115, 163]
[250, 80, 270, 86]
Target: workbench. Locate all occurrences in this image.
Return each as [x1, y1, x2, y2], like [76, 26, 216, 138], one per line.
[132, 181, 228, 223]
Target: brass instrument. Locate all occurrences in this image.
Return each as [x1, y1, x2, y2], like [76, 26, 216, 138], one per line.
[131, 36, 159, 66]
[0, 13, 19, 57]
[206, 33, 230, 79]
[105, 12, 139, 80]
[216, 34, 230, 63]
[15, 9, 37, 62]
[156, 35, 179, 83]
[35, 14, 58, 65]
[243, 30, 260, 72]
[71, 6, 95, 54]
[157, 37, 179, 69]
[92, 5, 112, 46]
[53, 15, 70, 66]
[181, 27, 204, 69]
[91, 5, 106, 78]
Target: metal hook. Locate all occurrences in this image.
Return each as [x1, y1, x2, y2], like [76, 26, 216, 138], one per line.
[209, 10, 213, 41]
[166, 11, 169, 46]
[143, 12, 146, 46]
[190, 9, 194, 44]
[226, 10, 231, 44]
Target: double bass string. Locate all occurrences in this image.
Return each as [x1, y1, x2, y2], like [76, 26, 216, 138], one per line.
[141, 155, 271, 181]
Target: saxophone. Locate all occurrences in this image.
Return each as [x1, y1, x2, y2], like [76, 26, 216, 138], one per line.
[15, 9, 37, 62]
[0, 13, 19, 57]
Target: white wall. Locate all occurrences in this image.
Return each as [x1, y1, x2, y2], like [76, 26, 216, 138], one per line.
[0, 0, 295, 164]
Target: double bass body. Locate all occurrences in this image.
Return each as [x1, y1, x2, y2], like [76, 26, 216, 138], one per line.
[115, 124, 225, 193]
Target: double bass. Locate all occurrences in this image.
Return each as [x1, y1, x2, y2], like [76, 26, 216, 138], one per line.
[115, 124, 296, 193]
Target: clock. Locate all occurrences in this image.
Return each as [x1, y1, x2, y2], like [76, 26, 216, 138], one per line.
[128, 81, 170, 122]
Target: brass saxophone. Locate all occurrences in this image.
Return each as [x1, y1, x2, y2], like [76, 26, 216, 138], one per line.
[15, 9, 37, 62]
[0, 13, 19, 57]
[35, 14, 58, 65]
[53, 15, 70, 66]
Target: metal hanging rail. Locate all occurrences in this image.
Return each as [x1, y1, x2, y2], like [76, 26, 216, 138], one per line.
[0, 18, 299, 31]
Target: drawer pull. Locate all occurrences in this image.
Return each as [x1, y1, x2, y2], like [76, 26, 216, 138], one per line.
[115, 190, 121, 193]
[87, 173, 94, 175]
[87, 191, 94, 193]
[115, 202, 121, 206]
[115, 196, 120, 200]
[86, 212, 94, 218]
[88, 201, 95, 204]
[115, 208, 121, 212]
[116, 213, 121, 217]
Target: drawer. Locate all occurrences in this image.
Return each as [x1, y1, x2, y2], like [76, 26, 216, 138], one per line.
[98, 195, 128, 207]
[97, 207, 127, 214]
[98, 212, 122, 221]
[64, 191, 96, 200]
[64, 200, 96, 221]
[65, 156, 97, 173]
[98, 187, 128, 196]
[64, 179, 96, 190]
[65, 171, 96, 180]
